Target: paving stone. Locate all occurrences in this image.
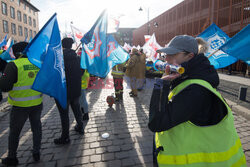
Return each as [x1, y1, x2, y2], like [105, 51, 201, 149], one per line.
[90, 154, 101, 163]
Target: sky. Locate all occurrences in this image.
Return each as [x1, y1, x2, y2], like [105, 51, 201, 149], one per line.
[31, 0, 184, 33]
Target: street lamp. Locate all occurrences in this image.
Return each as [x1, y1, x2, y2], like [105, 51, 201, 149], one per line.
[139, 6, 150, 35]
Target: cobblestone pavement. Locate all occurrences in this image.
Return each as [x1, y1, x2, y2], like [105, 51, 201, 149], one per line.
[0, 77, 250, 167]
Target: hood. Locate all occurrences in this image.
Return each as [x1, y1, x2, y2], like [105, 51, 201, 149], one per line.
[172, 53, 219, 88]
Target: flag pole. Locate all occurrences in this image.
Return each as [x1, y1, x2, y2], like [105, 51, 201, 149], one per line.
[207, 49, 219, 58]
[74, 43, 82, 52]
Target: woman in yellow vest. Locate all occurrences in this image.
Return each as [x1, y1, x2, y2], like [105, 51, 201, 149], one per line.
[149, 35, 246, 167]
[0, 42, 43, 166]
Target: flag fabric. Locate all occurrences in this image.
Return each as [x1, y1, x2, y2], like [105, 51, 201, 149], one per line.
[220, 24, 250, 65]
[107, 14, 122, 33]
[123, 42, 131, 52]
[81, 10, 129, 78]
[24, 13, 67, 109]
[70, 25, 85, 45]
[4, 37, 13, 50]
[0, 34, 8, 48]
[0, 40, 15, 61]
[142, 33, 162, 61]
[198, 23, 237, 69]
[144, 35, 151, 43]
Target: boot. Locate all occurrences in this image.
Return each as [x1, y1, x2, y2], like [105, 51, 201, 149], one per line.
[32, 153, 40, 162]
[2, 157, 19, 166]
[83, 113, 89, 120]
[54, 137, 70, 145]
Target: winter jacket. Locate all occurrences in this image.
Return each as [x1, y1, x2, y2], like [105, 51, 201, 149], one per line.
[63, 48, 83, 99]
[148, 53, 227, 132]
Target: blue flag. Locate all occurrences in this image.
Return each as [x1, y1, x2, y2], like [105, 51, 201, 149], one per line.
[220, 24, 250, 65]
[198, 23, 237, 69]
[81, 10, 129, 78]
[24, 13, 67, 109]
[0, 40, 15, 61]
[0, 34, 7, 48]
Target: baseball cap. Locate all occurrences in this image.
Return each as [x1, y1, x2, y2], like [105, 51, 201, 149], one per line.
[157, 35, 198, 55]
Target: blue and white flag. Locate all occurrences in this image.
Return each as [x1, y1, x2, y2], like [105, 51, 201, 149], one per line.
[81, 10, 129, 78]
[0, 34, 8, 48]
[198, 23, 237, 69]
[220, 24, 250, 65]
[24, 13, 67, 109]
[0, 40, 15, 61]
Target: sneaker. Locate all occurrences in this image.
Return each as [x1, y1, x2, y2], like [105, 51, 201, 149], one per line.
[83, 113, 89, 120]
[54, 137, 70, 145]
[74, 125, 84, 135]
[32, 153, 40, 162]
[2, 157, 19, 166]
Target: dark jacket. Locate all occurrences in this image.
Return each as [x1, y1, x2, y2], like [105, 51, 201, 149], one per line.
[148, 54, 227, 132]
[63, 48, 83, 99]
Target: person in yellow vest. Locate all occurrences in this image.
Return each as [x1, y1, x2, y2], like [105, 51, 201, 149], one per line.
[0, 42, 43, 166]
[80, 70, 90, 120]
[111, 62, 125, 101]
[149, 35, 246, 167]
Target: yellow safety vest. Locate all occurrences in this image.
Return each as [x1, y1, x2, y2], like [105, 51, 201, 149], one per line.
[8, 58, 42, 107]
[155, 79, 246, 167]
[81, 70, 90, 89]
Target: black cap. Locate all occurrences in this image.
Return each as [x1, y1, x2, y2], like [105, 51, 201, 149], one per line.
[12, 42, 28, 55]
[62, 38, 74, 49]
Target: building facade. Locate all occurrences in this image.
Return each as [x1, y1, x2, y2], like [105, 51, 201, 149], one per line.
[0, 0, 39, 43]
[133, 0, 250, 72]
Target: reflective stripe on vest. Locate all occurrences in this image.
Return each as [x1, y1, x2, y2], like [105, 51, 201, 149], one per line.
[111, 65, 124, 76]
[9, 94, 42, 101]
[156, 79, 246, 167]
[8, 58, 42, 107]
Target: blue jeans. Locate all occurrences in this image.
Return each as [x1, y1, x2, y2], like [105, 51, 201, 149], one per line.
[79, 89, 88, 113]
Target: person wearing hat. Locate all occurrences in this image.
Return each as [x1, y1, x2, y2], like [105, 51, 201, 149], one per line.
[125, 48, 141, 97]
[0, 42, 43, 165]
[53, 37, 84, 145]
[148, 35, 246, 166]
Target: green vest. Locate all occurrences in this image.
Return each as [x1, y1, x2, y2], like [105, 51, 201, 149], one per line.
[155, 79, 246, 167]
[81, 70, 90, 89]
[8, 58, 42, 107]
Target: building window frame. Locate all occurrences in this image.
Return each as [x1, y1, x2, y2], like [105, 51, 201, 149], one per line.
[24, 27, 28, 38]
[10, 6, 15, 19]
[2, 2, 7, 15]
[11, 23, 16, 35]
[23, 14, 27, 24]
[3, 20, 9, 33]
[23, 3, 26, 10]
[28, 16, 32, 26]
[18, 25, 23, 36]
[33, 19, 36, 28]
[17, 10, 22, 21]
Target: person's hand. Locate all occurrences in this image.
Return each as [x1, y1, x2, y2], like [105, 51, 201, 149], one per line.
[161, 65, 181, 81]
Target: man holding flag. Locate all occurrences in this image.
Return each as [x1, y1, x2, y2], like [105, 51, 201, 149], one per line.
[0, 42, 43, 166]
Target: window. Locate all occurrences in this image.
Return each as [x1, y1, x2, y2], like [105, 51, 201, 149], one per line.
[11, 0, 14, 1]
[23, 3, 26, 10]
[29, 7, 31, 13]
[10, 6, 15, 19]
[33, 10, 35, 15]
[18, 25, 23, 36]
[17, 0, 20, 6]
[17, 11, 22, 21]
[34, 31, 36, 37]
[11, 23, 16, 35]
[29, 29, 33, 38]
[28, 16, 32, 26]
[33, 19, 36, 28]
[24, 27, 28, 37]
[2, 2, 7, 15]
[23, 14, 27, 24]
[3, 20, 8, 33]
